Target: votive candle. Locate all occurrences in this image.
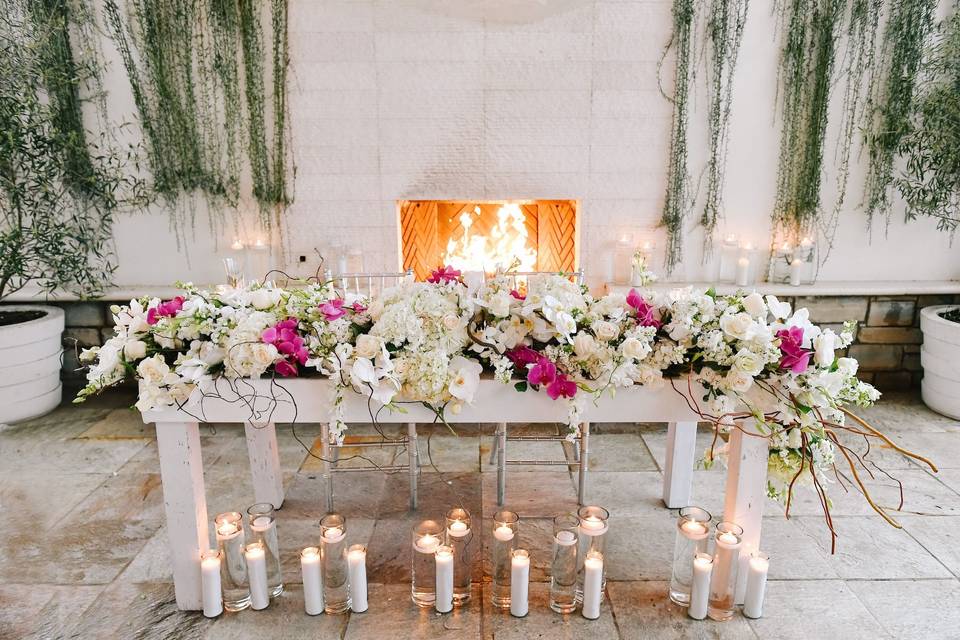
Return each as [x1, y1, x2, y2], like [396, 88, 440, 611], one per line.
[789, 258, 803, 286]
[301, 546, 324, 615]
[581, 550, 603, 620]
[707, 522, 743, 621]
[492, 511, 519, 610]
[510, 549, 530, 618]
[245, 542, 269, 610]
[201, 550, 223, 618]
[214, 512, 250, 612]
[412, 520, 443, 607]
[688, 552, 713, 620]
[742, 551, 769, 619]
[435, 545, 454, 613]
[735, 257, 750, 287]
[348, 544, 368, 613]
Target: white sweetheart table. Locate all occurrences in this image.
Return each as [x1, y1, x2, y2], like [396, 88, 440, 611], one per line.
[141, 378, 769, 610]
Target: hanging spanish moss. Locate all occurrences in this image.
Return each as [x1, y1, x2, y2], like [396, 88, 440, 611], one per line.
[701, 0, 749, 256]
[659, 0, 695, 274]
[103, 0, 290, 229]
[862, 0, 938, 229]
[896, 10, 960, 232]
[772, 0, 844, 241]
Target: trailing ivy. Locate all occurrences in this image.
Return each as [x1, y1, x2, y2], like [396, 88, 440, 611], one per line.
[659, 0, 695, 274]
[701, 0, 749, 255]
[103, 0, 290, 227]
[772, 0, 844, 241]
[896, 10, 960, 231]
[862, 0, 938, 229]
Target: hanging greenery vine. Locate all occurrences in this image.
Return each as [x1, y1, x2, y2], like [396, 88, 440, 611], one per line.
[1, 1, 144, 299]
[659, 0, 695, 274]
[103, 0, 290, 228]
[895, 10, 960, 232]
[862, 0, 939, 229]
[772, 0, 844, 241]
[700, 0, 749, 255]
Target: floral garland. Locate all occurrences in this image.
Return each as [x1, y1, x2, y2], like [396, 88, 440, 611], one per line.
[76, 268, 935, 544]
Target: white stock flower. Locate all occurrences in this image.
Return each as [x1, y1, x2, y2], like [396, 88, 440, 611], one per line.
[837, 357, 858, 377]
[448, 355, 482, 403]
[742, 292, 766, 318]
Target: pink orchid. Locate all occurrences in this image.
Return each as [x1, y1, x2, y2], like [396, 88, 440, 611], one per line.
[427, 265, 462, 284]
[546, 373, 578, 400]
[146, 296, 184, 325]
[527, 357, 557, 387]
[261, 318, 309, 377]
[626, 289, 661, 328]
[350, 300, 367, 313]
[776, 327, 810, 373]
[506, 346, 540, 368]
[509, 289, 526, 300]
[274, 359, 299, 377]
[319, 298, 347, 321]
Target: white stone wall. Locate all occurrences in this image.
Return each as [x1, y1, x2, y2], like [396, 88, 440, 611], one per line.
[101, 0, 959, 290]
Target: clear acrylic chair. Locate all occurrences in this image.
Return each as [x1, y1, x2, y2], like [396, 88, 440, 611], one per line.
[485, 269, 592, 507]
[320, 268, 419, 512]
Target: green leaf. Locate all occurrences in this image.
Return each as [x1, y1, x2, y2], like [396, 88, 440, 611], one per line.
[514, 381, 528, 393]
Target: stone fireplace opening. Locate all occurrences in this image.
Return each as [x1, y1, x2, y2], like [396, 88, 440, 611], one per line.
[398, 200, 578, 282]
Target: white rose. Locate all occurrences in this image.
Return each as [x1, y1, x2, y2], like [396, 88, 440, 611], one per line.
[837, 357, 858, 377]
[136, 354, 170, 384]
[367, 298, 384, 321]
[442, 314, 460, 331]
[742, 292, 766, 318]
[725, 369, 754, 393]
[488, 291, 512, 318]
[731, 348, 764, 376]
[250, 288, 282, 310]
[813, 330, 836, 368]
[123, 340, 147, 361]
[621, 337, 649, 360]
[593, 320, 619, 342]
[573, 332, 597, 358]
[355, 334, 383, 359]
[719, 312, 756, 340]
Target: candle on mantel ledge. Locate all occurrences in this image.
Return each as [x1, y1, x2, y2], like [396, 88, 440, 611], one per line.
[735, 257, 750, 287]
[789, 258, 803, 286]
[230, 238, 245, 251]
[301, 546, 324, 615]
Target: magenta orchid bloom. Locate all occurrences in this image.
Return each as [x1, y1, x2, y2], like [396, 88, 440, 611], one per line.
[626, 288, 661, 328]
[506, 346, 540, 368]
[427, 265, 462, 284]
[319, 298, 347, 322]
[776, 326, 810, 373]
[509, 289, 526, 300]
[261, 318, 309, 377]
[146, 296, 184, 325]
[527, 357, 558, 387]
[350, 301, 367, 313]
[546, 373, 578, 400]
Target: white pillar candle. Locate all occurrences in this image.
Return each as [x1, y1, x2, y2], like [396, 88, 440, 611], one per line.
[493, 525, 515, 543]
[201, 550, 223, 618]
[510, 549, 530, 617]
[435, 546, 454, 613]
[789, 258, 803, 286]
[581, 551, 603, 620]
[245, 543, 270, 610]
[735, 257, 750, 287]
[301, 547, 324, 616]
[348, 545, 368, 613]
[742, 552, 769, 618]
[688, 553, 713, 620]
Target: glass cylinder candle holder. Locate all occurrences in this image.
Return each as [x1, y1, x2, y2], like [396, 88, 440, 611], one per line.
[412, 520, 443, 607]
[214, 511, 250, 612]
[246, 503, 283, 598]
[707, 521, 743, 621]
[320, 513, 351, 614]
[668, 506, 712, 605]
[445, 507, 472, 605]
[576, 506, 609, 601]
[549, 513, 580, 614]
[491, 510, 519, 610]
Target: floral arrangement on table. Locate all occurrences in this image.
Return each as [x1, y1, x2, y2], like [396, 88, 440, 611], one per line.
[76, 267, 935, 544]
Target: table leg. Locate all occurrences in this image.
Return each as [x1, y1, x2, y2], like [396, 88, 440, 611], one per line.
[408, 422, 419, 511]
[320, 422, 334, 513]
[244, 421, 284, 509]
[722, 427, 769, 604]
[155, 420, 209, 610]
[662, 421, 698, 508]
[496, 422, 507, 506]
[577, 422, 590, 505]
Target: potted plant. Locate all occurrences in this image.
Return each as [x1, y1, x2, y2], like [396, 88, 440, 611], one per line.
[0, 3, 142, 422]
[920, 306, 960, 419]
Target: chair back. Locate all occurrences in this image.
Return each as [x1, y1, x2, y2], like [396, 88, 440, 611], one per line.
[324, 269, 414, 297]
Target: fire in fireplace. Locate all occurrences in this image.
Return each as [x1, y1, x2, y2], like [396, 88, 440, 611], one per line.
[398, 200, 578, 281]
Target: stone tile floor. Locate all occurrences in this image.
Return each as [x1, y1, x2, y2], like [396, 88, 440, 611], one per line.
[1, 389, 959, 639]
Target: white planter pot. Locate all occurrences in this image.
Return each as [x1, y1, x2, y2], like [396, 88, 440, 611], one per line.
[0, 305, 64, 423]
[920, 305, 960, 420]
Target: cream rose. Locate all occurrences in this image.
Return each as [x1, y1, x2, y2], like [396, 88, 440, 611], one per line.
[731, 348, 764, 377]
[593, 320, 619, 342]
[123, 339, 147, 361]
[719, 312, 756, 340]
[250, 287, 282, 310]
[621, 337, 649, 360]
[742, 292, 766, 318]
[355, 334, 383, 359]
[573, 332, 597, 358]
